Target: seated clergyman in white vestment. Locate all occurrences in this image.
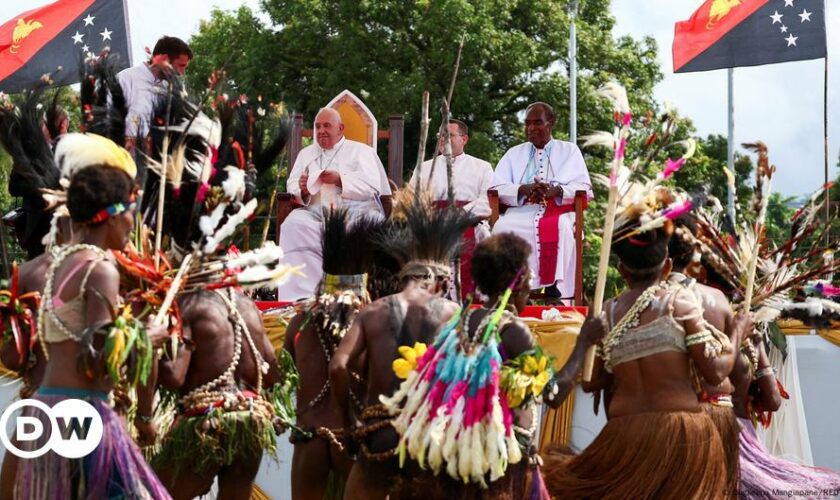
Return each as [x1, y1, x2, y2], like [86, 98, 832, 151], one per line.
[278, 108, 392, 301]
[409, 118, 494, 299]
[491, 102, 592, 301]
[409, 119, 493, 218]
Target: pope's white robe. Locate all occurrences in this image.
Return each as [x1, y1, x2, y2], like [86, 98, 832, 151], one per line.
[409, 153, 494, 218]
[278, 137, 391, 301]
[491, 139, 592, 299]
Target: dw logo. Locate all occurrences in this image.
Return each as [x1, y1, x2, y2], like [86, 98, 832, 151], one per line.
[0, 399, 103, 458]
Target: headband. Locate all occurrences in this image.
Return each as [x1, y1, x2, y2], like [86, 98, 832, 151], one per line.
[84, 192, 137, 225]
[322, 273, 369, 298]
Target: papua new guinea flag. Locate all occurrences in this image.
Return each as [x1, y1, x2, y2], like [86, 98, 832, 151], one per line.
[0, 0, 131, 92]
[673, 0, 826, 73]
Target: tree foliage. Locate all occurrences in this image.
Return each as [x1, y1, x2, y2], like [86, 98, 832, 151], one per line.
[185, 0, 800, 301]
[187, 0, 661, 169]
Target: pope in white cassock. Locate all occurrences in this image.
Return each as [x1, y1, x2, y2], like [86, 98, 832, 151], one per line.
[409, 119, 493, 218]
[491, 102, 592, 301]
[278, 108, 392, 301]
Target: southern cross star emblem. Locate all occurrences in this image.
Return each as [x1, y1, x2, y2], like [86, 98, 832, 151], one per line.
[772, 0, 816, 50]
[70, 11, 115, 58]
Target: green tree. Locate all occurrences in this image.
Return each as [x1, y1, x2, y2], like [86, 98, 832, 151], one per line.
[187, 1, 791, 302]
[186, 0, 662, 171]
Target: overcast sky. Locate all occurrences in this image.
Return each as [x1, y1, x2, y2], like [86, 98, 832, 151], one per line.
[4, 0, 837, 198]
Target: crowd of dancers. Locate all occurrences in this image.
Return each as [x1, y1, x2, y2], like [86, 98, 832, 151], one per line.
[0, 53, 839, 500]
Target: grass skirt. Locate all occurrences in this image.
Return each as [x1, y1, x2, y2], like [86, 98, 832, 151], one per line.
[738, 417, 840, 498]
[543, 410, 726, 500]
[153, 407, 276, 477]
[701, 402, 740, 497]
[14, 388, 171, 500]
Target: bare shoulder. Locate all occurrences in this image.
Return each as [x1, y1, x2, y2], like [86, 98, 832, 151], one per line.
[697, 284, 729, 306]
[18, 253, 51, 294]
[358, 298, 392, 326]
[85, 257, 120, 285]
[178, 290, 222, 321]
[500, 315, 535, 358]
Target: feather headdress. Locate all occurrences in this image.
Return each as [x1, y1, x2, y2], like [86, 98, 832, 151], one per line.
[375, 197, 477, 280]
[0, 87, 62, 257]
[79, 52, 128, 145]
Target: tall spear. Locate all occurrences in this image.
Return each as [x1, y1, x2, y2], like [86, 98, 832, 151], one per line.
[582, 83, 632, 383]
[413, 91, 431, 193]
[427, 38, 464, 198]
[153, 88, 173, 270]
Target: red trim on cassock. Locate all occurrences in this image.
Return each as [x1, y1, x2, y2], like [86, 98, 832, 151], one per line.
[537, 202, 576, 286]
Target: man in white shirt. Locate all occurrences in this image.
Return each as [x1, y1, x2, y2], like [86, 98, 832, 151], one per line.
[409, 119, 493, 298]
[409, 119, 493, 217]
[491, 102, 592, 302]
[117, 36, 192, 152]
[278, 107, 392, 301]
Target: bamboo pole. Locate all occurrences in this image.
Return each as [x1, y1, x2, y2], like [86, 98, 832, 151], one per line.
[582, 184, 618, 381]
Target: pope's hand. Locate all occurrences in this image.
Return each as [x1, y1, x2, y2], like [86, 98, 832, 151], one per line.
[319, 170, 342, 187]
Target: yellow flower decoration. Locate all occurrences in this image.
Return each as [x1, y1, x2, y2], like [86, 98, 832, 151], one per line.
[392, 342, 427, 379]
[531, 371, 550, 397]
[522, 355, 538, 375]
[501, 350, 555, 408]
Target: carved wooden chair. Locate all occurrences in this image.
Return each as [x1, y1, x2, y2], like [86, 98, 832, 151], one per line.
[275, 90, 403, 241]
[488, 189, 589, 305]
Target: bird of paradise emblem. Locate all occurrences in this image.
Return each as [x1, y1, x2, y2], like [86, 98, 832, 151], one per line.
[707, 0, 741, 29]
[11, 18, 44, 53]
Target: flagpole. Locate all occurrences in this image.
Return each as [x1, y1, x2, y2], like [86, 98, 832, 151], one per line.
[569, 0, 578, 143]
[824, 55, 830, 243]
[121, 0, 133, 66]
[727, 67, 736, 223]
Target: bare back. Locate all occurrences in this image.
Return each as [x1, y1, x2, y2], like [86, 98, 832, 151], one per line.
[172, 290, 280, 395]
[605, 286, 704, 418]
[359, 287, 456, 406]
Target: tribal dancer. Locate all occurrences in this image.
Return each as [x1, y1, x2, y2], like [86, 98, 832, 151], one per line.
[140, 83, 291, 499]
[283, 208, 381, 500]
[330, 200, 474, 499]
[669, 214, 749, 497]
[730, 307, 840, 497]
[0, 89, 79, 499]
[546, 188, 744, 499]
[382, 233, 603, 499]
[14, 133, 171, 499]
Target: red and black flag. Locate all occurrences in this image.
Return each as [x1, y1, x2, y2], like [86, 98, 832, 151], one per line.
[0, 0, 131, 92]
[673, 0, 826, 73]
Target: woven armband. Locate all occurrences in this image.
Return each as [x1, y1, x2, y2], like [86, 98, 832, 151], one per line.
[685, 330, 725, 358]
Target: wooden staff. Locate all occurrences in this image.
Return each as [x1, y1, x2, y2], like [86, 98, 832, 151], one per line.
[154, 89, 174, 270]
[413, 91, 430, 193]
[427, 39, 464, 194]
[154, 252, 193, 361]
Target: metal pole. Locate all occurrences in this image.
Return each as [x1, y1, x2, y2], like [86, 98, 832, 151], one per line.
[727, 68, 736, 223]
[569, 1, 578, 143]
[824, 56, 830, 243]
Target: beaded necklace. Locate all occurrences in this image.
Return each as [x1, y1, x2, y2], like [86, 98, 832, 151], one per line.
[599, 281, 667, 372]
[181, 288, 269, 406]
